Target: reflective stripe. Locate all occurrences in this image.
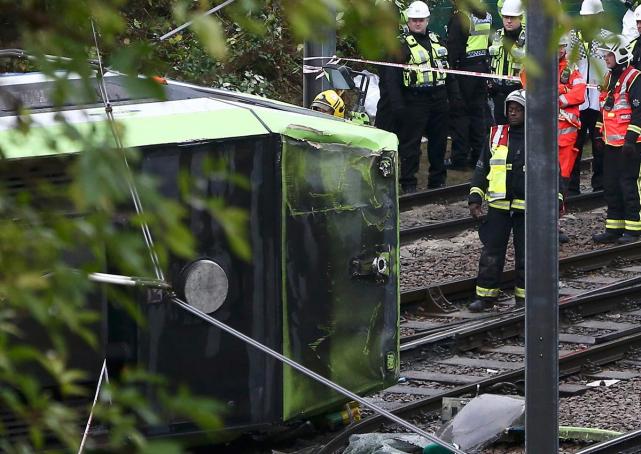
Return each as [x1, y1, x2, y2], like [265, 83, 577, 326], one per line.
[606, 219, 625, 229]
[489, 199, 510, 210]
[470, 187, 485, 198]
[559, 126, 577, 135]
[625, 220, 641, 231]
[511, 199, 525, 211]
[514, 287, 525, 299]
[559, 94, 569, 107]
[476, 286, 499, 298]
[628, 125, 641, 134]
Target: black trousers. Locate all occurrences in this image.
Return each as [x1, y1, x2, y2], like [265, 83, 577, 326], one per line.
[569, 108, 604, 194]
[449, 75, 489, 166]
[476, 207, 525, 299]
[397, 89, 449, 189]
[603, 143, 641, 232]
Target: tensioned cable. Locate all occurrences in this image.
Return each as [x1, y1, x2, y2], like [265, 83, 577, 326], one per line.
[170, 296, 465, 454]
[86, 20, 461, 451]
[78, 359, 109, 453]
[91, 20, 164, 281]
[159, 0, 237, 42]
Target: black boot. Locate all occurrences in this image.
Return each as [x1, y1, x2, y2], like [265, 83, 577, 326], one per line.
[401, 184, 417, 195]
[618, 232, 640, 244]
[514, 297, 525, 309]
[593, 230, 622, 244]
[469, 299, 493, 312]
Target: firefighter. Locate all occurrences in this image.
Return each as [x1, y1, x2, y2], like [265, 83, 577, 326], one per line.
[488, 0, 525, 125]
[558, 34, 587, 195]
[567, 0, 612, 195]
[468, 89, 527, 312]
[628, 6, 641, 69]
[592, 37, 641, 244]
[445, 0, 492, 170]
[310, 90, 346, 118]
[378, 0, 461, 193]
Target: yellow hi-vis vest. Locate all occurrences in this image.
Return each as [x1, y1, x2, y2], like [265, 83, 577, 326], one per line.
[489, 28, 526, 79]
[465, 12, 492, 59]
[487, 124, 509, 202]
[403, 33, 449, 88]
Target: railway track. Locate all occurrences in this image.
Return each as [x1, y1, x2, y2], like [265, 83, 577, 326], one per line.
[400, 190, 604, 243]
[399, 157, 594, 212]
[317, 244, 641, 453]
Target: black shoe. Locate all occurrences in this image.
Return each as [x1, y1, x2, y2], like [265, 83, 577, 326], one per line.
[593, 231, 622, 244]
[567, 190, 580, 197]
[592, 185, 604, 192]
[401, 185, 417, 195]
[427, 182, 446, 189]
[514, 298, 525, 309]
[618, 232, 640, 244]
[559, 231, 569, 244]
[469, 299, 493, 312]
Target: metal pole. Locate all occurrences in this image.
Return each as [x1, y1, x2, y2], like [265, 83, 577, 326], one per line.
[525, 3, 559, 453]
[302, 9, 336, 107]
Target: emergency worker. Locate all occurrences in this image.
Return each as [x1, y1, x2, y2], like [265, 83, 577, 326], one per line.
[468, 90, 527, 311]
[592, 37, 641, 244]
[310, 90, 346, 118]
[567, 0, 612, 195]
[379, 0, 460, 192]
[446, 0, 492, 170]
[488, 0, 525, 125]
[628, 6, 641, 69]
[558, 35, 587, 193]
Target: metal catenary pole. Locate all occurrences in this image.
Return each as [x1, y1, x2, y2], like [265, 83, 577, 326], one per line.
[525, 2, 559, 453]
[302, 6, 336, 108]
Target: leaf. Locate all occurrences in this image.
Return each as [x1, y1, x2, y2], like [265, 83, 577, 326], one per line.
[192, 15, 228, 60]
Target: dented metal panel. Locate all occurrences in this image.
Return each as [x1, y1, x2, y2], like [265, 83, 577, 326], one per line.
[280, 136, 399, 419]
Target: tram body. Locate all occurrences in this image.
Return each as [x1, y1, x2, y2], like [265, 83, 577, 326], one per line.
[0, 72, 400, 438]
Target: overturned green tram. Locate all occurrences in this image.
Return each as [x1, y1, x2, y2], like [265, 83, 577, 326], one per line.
[0, 71, 400, 440]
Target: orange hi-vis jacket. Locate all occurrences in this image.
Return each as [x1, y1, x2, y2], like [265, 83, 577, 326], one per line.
[600, 65, 641, 146]
[558, 58, 585, 130]
[558, 58, 586, 178]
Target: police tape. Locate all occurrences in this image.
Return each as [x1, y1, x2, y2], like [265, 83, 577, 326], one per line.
[303, 55, 600, 89]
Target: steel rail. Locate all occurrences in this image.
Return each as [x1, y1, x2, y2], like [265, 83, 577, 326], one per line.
[398, 158, 595, 212]
[401, 280, 641, 352]
[575, 428, 641, 453]
[401, 241, 641, 307]
[400, 190, 604, 243]
[318, 331, 641, 454]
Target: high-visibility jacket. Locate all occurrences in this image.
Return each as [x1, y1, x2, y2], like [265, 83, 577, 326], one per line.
[469, 124, 526, 211]
[403, 33, 449, 88]
[558, 57, 586, 130]
[600, 65, 641, 146]
[465, 11, 492, 59]
[489, 27, 526, 82]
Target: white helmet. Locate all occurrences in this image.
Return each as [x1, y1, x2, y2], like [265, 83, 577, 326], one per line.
[596, 35, 631, 64]
[579, 0, 604, 15]
[559, 33, 571, 47]
[406, 1, 430, 19]
[635, 5, 641, 21]
[500, 0, 524, 16]
[504, 89, 526, 116]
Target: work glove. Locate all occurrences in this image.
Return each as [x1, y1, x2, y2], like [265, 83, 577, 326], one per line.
[622, 141, 636, 156]
[469, 202, 483, 220]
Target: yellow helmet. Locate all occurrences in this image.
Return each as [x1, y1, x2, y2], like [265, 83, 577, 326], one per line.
[311, 90, 345, 118]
